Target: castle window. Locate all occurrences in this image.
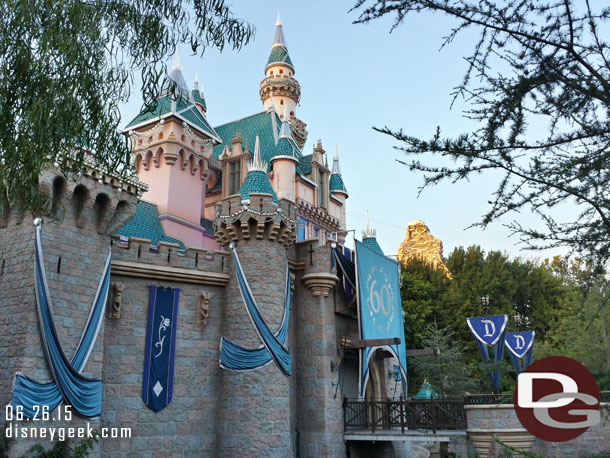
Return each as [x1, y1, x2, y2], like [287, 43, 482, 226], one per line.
[290, 111, 294, 116]
[297, 217, 306, 241]
[229, 161, 241, 195]
[279, 69, 283, 74]
[318, 170, 324, 206]
[280, 99, 284, 105]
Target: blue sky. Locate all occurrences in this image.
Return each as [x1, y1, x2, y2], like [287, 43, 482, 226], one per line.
[121, 1, 570, 262]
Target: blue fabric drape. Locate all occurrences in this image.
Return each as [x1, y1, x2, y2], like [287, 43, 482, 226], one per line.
[11, 225, 110, 419]
[219, 249, 291, 375]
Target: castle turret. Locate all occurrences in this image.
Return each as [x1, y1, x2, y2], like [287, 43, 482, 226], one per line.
[270, 106, 299, 202]
[191, 72, 207, 114]
[260, 12, 308, 149]
[124, 52, 221, 249]
[214, 135, 296, 456]
[362, 211, 384, 255]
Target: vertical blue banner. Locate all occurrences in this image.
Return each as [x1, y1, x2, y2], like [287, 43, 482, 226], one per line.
[466, 315, 508, 392]
[355, 240, 407, 399]
[142, 286, 180, 412]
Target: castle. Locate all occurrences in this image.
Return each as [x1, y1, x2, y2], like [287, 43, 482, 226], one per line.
[0, 15, 411, 458]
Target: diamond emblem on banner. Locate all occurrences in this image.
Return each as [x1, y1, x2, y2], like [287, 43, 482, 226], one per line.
[153, 381, 163, 397]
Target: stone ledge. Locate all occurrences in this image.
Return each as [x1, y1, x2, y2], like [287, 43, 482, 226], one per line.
[111, 260, 230, 286]
[301, 272, 339, 297]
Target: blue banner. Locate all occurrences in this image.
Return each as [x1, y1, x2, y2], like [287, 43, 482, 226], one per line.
[505, 331, 535, 373]
[142, 286, 180, 412]
[466, 315, 508, 392]
[355, 240, 407, 399]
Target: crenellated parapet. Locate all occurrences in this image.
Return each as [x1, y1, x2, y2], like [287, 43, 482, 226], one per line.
[214, 193, 297, 248]
[0, 167, 146, 234]
[129, 120, 212, 182]
[296, 197, 341, 233]
[110, 235, 230, 286]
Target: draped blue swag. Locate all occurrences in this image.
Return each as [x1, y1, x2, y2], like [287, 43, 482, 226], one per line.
[467, 315, 508, 392]
[142, 286, 180, 412]
[219, 248, 291, 376]
[505, 331, 535, 374]
[11, 224, 111, 419]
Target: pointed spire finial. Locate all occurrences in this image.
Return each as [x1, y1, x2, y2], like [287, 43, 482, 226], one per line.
[278, 104, 292, 139]
[272, 12, 287, 48]
[249, 135, 268, 172]
[332, 145, 342, 175]
[193, 72, 199, 90]
[172, 48, 182, 71]
[363, 211, 377, 239]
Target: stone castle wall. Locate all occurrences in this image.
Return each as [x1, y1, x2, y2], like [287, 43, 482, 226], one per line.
[0, 171, 356, 457]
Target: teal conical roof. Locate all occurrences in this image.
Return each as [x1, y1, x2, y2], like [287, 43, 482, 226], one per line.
[265, 13, 294, 72]
[124, 54, 219, 142]
[329, 147, 348, 196]
[266, 46, 294, 71]
[238, 136, 278, 204]
[271, 105, 299, 163]
[413, 381, 439, 400]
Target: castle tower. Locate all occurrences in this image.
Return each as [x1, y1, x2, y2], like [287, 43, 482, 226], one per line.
[329, 146, 349, 235]
[214, 137, 296, 456]
[124, 52, 221, 249]
[260, 12, 308, 149]
[271, 105, 299, 202]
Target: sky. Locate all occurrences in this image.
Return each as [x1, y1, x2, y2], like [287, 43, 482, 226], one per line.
[121, 0, 571, 262]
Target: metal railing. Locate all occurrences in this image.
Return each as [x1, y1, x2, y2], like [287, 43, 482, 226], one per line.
[343, 398, 467, 434]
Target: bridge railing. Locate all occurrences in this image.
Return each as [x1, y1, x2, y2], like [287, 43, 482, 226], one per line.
[343, 398, 466, 434]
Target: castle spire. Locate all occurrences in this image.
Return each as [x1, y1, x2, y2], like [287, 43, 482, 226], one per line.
[363, 211, 375, 239]
[249, 135, 267, 172]
[273, 11, 286, 48]
[193, 72, 199, 90]
[278, 104, 291, 139]
[329, 145, 348, 197]
[362, 211, 384, 255]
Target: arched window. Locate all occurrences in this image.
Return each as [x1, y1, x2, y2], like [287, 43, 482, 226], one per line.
[280, 99, 284, 105]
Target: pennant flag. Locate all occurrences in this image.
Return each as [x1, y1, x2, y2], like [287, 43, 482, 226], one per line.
[355, 240, 407, 399]
[505, 331, 535, 373]
[142, 286, 180, 412]
[466, 315, 508, 392]
[219, 248, 291, 376]
[11, 223, 111, 419]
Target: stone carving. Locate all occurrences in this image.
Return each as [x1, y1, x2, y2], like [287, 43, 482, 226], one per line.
[108, 282, 124, 319]
[397, 221, 452, 279]
[198, 290, 211, 325]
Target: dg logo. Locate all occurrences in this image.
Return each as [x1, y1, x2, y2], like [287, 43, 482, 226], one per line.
[514, 356, 600, 442]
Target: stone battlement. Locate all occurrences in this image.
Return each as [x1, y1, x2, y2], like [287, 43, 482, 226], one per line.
[214, 193, 297, 248]
[111, 235, 229, 279]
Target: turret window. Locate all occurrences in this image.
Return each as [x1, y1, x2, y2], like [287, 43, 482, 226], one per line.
[318, 170, 324, 206]
[280, 99, 284, 105]
[229, 161, 241, 195]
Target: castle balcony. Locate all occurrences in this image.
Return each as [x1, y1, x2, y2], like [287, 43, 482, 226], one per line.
[343, 398, 467, 445]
